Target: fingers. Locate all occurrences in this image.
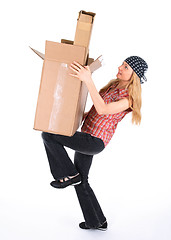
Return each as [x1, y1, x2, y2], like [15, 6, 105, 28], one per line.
[69, 73, 79, 78]
[70, 64, 80, 72]
[73, 61, 83, 69]
[69, 61, 89, 81]
[70, 61, 83, 72]
[69, 65, 79, 74]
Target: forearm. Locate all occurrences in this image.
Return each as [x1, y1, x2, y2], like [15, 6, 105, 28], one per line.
[69, 62, 129, 115]
[86, 79, 130, 115]
[86, 78, 106, 115]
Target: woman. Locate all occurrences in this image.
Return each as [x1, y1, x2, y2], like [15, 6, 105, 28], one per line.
[42, 56, 148, 231]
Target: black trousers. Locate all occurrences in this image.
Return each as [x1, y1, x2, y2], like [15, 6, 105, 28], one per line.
[41, 131, 106, 228]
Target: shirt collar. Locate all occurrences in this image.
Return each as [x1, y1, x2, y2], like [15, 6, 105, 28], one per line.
[107, 83, 127, 92]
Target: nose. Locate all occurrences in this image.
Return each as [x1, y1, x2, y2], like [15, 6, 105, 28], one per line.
[118, 65, 122, 71]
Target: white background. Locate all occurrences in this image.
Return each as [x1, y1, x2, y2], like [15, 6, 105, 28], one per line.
[0, 0, 171, 239]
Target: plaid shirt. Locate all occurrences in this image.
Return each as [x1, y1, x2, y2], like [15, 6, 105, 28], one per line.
[81, 84, 131, 147]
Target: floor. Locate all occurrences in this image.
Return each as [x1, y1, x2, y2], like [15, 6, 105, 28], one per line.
[1, 174, 171, 240]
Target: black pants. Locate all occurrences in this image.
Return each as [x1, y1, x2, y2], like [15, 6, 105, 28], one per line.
[41, 131, 106, 228]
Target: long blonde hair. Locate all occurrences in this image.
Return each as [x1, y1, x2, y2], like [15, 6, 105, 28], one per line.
[99, 72, 142, 125]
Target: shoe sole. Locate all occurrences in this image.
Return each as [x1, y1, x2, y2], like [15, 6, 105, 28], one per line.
[80, 227, 107, 231]
[79, 222, 107, 231]
[51, 180, 81, 189]
[97, 227, 107, 231]
[71, 181, 82, 186]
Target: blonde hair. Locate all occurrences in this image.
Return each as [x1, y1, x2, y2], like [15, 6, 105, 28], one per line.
[99, 72, 142, 125]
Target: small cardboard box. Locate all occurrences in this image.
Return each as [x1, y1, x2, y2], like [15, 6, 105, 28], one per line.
[33, 11, 98, 136]
[74, 11, 95, 61]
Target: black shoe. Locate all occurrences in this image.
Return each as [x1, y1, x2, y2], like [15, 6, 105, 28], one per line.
[50, 174, 81, 189]
[79, 221, 108, 231]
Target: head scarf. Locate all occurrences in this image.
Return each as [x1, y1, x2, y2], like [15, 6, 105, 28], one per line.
[124, 56, 148, 84]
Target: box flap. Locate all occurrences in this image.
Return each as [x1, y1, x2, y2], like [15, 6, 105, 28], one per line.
[78, 10, 96, 23]
[61, 39, 74, 45]
[29, 46, 45, 60]
[30, 43, 103, 73]
[87, 58, 94, 65]
[45, 40, 86, 64]
[30, 43, 102, 72]
[89, 55, 103, 73]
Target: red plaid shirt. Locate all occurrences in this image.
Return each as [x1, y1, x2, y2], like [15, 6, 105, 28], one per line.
[81, 83, 131, 147]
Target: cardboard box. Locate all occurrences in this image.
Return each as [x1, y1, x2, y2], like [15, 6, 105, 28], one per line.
[74, 11, 96, 61]
[30, 46, 103, 73]
[32, 10, 98, 136]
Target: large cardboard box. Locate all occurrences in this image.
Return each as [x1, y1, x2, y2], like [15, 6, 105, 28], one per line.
[30, 46, 103, 73]
[33, 11, 96, 136]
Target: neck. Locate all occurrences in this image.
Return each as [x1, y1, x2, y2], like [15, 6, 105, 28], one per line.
[117, 80, 129, 88]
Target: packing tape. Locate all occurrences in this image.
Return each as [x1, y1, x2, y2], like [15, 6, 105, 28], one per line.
[48, 62, 68, 132]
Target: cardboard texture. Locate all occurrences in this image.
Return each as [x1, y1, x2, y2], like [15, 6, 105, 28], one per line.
[33, 10, 97, 136]
[30, 46, 103, 73]
[74, 11, 95, 62]
[29, 47, 45, 60]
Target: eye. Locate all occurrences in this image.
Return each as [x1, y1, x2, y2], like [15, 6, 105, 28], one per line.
[122, 62, 128, 69]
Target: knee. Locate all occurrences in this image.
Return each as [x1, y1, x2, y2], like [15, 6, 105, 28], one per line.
[41, 132, 52, 142]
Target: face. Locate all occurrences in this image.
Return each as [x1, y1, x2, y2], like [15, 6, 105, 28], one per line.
[116, 61, 133, 81]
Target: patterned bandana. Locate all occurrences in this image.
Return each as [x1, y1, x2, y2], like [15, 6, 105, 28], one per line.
[124, 56, 148, 84]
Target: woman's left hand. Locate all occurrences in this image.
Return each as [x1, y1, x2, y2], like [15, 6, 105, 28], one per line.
[69, 61, 92, 84]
